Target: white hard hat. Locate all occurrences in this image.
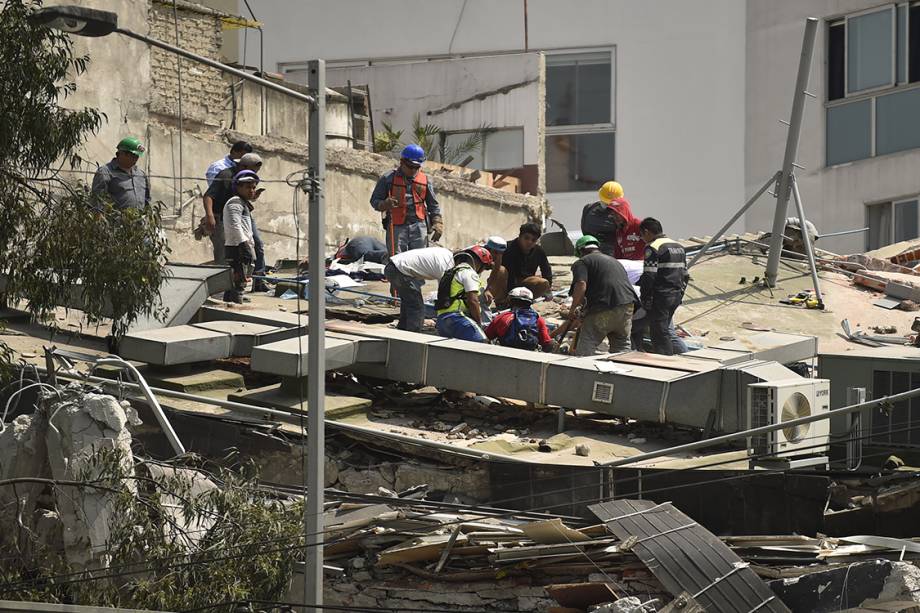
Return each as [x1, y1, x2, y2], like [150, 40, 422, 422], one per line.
[485, 236, 507, 252]
[508, 287, 534, 303]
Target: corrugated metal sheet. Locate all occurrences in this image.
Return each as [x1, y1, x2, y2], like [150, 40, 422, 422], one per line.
[590, 500, 790, 613]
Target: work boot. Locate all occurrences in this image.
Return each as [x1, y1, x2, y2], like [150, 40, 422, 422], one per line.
[251, 279, 269, 293]
[223, 290, 243, 304]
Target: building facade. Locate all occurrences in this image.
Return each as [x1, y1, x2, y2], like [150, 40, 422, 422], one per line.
[215, 0, 747, 240]
[746, 0, 920, 254]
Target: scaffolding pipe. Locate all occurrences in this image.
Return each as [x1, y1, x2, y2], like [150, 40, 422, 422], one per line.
[790, 174, 824, 306]
[764, 17, 818, 287]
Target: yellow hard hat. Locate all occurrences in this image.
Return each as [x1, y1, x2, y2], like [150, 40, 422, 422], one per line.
[598, 181, 624, 204]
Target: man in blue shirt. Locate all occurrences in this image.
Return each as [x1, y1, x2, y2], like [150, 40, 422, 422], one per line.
[370, 144, 443, 256]
[205, 140, 252, 187]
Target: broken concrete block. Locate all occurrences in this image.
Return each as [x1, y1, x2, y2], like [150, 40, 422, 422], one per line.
[45, 386, 136, 571]
[118, 325, 232, 365]
[337, 467, 396, 494]
[0, 411, 50, 560]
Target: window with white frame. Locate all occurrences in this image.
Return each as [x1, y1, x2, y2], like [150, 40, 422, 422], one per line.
[827, 4, 920, 166]
[866, 197, 919, 249]
[544, 50, 615, 192]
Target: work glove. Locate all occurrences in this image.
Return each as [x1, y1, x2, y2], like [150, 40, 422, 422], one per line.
[429, 215, 444, 242]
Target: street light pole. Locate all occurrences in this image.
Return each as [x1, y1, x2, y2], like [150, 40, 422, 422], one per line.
[304, 59, 326, 610]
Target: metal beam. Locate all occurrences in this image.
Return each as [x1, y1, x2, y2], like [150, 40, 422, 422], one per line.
[764, 18, 818, 287]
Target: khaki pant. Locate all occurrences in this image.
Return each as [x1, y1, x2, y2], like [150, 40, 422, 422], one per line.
[575, 303, 634, 356]
[489, 269, 551, 305]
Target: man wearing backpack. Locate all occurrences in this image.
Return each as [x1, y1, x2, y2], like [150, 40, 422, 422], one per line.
[435, 246, 493, 342]
[384, 245, 455, 332]
[485, 287, 554, 352]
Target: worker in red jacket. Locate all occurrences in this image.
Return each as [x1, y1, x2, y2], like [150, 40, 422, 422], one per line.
[582, 181, 646, 260]
[606, 184, 646, 261]
[485, 287, 554, 352]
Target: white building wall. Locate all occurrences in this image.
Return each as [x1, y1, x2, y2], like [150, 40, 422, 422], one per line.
[315, 53, 544, 173]
[746, 0, 920, 255]
[241, 0, 747, 240]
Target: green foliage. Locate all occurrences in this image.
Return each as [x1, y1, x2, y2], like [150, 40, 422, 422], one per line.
[0, 449, 303, 608]
[373, 114, 494, 166]
[373, 119, 403, 153]
[0, 0, 169, 381]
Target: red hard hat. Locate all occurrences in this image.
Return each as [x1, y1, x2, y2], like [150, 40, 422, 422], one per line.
[466, 244, 494, 268]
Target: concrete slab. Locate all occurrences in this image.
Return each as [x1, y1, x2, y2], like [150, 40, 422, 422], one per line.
[712, 331, 817, 364]
[145, 368, 245, 393]
[250, 333, 387, 377]
[199, 306, 307, 328]
[191, 321, 303, 356]
[118, 325, 231, 365]
[228, 384, 372, 418]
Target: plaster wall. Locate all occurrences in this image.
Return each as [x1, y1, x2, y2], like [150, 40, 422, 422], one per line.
[234, 0, 747, 241]
[309, 54, 545, 181]
[149, 127, 541, 265]
[746, 0, 920, 255]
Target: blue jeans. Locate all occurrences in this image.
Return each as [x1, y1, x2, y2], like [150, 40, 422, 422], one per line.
[385, 261, 424, 332]
[386, 220, 427, 255]
[436, 312, 486, 342]
[251, 215, 265, 275]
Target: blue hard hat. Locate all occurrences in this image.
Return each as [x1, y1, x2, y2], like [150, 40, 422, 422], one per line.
[401, 144, 426, 166]
[232, 169, 260, 185]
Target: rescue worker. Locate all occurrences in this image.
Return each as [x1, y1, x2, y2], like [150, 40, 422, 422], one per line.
[636, 218, 688, 356]
[485, 287, 554, 352]
[435, 245, 493, 342]
[580, 181, 623, 256]
[222, 170, 260, 304]
[91, 137, 150, 211]
[205, 140, 252, 186]
[568, 235, 637, 356]
[488, 223, 553, 306]
[384, 245, 455, 332]
[370, 144, 444, 256]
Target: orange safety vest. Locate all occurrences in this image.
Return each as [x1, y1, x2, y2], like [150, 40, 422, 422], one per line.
[388, 171, 428, 226]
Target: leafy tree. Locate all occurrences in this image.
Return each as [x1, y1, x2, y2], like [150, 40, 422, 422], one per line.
[0, 0, 169, 381]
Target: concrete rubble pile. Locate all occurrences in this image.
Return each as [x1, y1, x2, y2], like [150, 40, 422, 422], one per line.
[302, 493, 920, 612]
[0, 383, 141, 571]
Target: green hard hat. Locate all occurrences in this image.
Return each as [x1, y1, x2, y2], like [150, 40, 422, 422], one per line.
[116, 136, 145, 156]
[575, 234, 600, 255]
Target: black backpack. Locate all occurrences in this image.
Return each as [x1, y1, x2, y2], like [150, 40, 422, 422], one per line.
[435, 265, 467, 311]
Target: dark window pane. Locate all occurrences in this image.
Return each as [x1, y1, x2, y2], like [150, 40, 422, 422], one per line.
[892, 371, 911, 444]
[898, 5, 908, 83]
[826, 99, 872, 165]
[848, 9, 894, 93]
[866, 203, 891, 251]
[911, 5, 920, 82]
[576, 62, 611, 125]
[545, 132, 615, 192]
[895, 200, 919, 243]
[876, 88, 920, 156]
[546, 64, 577, 127]
[828, 22, 845, 100]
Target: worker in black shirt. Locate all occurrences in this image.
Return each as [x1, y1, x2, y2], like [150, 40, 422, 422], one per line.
[487, 223, 553, 306]
[636, 218, 688, 356]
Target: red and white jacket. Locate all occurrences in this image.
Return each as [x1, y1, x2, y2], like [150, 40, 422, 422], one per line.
[609, 197, 646, 261]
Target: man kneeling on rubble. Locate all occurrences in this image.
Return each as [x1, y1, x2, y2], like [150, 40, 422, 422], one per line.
[435, 246, 493, 342]
[384, 245, 455, 332]
[485, 287, 554, 352]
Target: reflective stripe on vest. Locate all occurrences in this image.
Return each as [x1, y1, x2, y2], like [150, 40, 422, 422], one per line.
[389, 171, 428, 226]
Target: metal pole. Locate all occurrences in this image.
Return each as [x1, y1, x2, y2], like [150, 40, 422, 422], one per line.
[790, 174, 824, 306]
[600, 383, 920, 468]
[764, 17, 818, 287]
[115, 27, 315, 106]
[687, 172, 779, 269]
[304, 58, 326, 611]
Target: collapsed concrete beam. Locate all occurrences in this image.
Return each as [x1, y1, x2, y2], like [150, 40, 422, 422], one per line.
[250, 332, 387, 377]
[119, 325, 232, 365]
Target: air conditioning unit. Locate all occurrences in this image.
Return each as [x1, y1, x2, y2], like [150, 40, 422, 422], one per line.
[746, 378, 830, 466]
